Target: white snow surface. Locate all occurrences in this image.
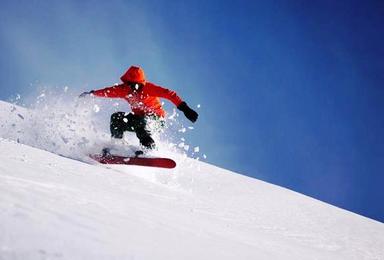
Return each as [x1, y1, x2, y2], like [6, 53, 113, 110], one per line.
[0, 100, 383, 260]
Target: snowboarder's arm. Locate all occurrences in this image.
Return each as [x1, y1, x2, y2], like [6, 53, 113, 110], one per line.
[92, 84, 129, 98]
[146, 83, 198, 123]
[146, 83, 183, 107]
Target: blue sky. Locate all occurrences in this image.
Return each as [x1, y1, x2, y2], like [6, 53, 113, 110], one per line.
[0, 0, 383, 222]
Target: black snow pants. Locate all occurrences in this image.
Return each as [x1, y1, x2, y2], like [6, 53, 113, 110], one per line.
[110, 112, 157, 149]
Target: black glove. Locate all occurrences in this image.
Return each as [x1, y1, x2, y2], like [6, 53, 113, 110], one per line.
[79, 90, 94, 98]
[177, 102, 198, 123]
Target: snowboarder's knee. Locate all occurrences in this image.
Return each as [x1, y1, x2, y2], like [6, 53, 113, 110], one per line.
[110, 112, 126, 123]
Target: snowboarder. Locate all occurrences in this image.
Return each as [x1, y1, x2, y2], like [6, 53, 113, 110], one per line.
[79, 66, 198, 150]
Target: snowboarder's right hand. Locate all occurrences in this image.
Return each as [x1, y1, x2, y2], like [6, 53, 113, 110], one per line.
[79, 90, 94, 98]
[177, 102, 198, 123]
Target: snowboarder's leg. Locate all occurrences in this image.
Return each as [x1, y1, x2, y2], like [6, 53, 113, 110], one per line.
[130, 115, 155, 149]
[110, 112, 133, 139]
[136, 128, 155, 149]
[110, 112, 155, 149]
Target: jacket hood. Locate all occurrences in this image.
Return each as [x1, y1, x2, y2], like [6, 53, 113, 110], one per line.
[120, 66, 146, 84]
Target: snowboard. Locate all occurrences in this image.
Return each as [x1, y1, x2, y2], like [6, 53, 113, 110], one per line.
[89, 153, 176, 169]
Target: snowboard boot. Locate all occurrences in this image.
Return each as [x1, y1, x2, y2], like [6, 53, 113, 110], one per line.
[102, 148, 111, 156]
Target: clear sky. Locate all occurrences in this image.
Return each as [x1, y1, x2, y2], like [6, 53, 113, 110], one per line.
[0, 0, 383, 222]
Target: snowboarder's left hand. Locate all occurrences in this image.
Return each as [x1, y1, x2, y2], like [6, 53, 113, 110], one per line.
[177, 102, 198, 123]
[79, 90, 94, 98]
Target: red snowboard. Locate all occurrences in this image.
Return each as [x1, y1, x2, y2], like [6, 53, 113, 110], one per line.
[90, 154, 176, 169]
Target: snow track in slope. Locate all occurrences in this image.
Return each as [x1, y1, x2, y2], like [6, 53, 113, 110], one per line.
[0, 138, 383, 260]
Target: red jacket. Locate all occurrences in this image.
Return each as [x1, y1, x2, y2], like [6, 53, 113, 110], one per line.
[92, 82, 183, 117]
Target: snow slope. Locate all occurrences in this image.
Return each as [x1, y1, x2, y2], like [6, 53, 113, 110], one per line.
[1, 101, 383, 259]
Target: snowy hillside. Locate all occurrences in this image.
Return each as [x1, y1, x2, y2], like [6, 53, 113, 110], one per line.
[1, 100, 383, 259]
